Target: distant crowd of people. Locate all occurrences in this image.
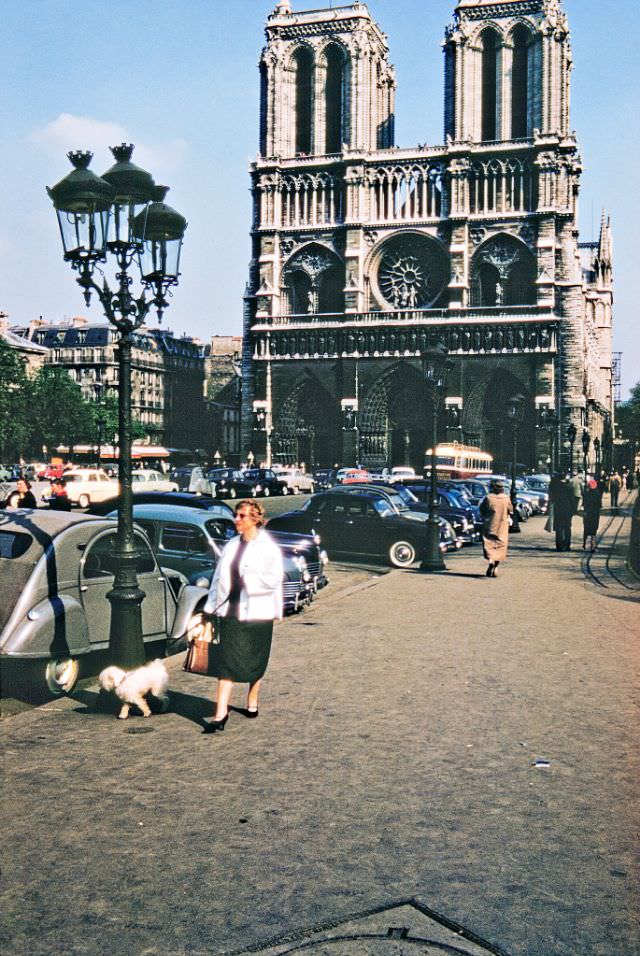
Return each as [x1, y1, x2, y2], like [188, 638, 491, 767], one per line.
[546, 468, 636, 553]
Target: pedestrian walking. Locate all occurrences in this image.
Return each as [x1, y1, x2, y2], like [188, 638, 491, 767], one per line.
[201, 499, 283, 735]
[582, 478, 602, 550]
[608, 470, 621, 508]
[47, 478, 72, 511]
[626, 470, 636, 491]
[569, 472, 583, 514]
[479, 479, 513, 578]
[6, 478, 37, 509]
[549, 474, 575, 551]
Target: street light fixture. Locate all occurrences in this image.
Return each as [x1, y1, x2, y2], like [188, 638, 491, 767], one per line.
[421, 341, 453, 572]
[48, 145, 187, 669]
[566, 423, 577, 477]
[506, 394, 525, 534]
[593, 436, 601, 475]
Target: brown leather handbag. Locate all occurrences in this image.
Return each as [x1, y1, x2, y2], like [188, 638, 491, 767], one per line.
[183, 619, 218, 675]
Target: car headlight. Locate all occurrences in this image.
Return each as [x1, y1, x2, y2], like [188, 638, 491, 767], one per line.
[195, 576, 210, 589]
[320, 549, 329, 565]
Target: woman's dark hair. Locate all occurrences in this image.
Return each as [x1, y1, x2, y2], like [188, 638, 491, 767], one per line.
[18, 478, 32, 490]
[489, 479, 504, 494]
[235, 499, 266, 528]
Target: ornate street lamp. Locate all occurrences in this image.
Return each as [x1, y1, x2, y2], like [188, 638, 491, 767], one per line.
[582, 429, 591, 482]
[421, 341, 453, 572]
[506, 394, 525, 534]
[48, 145, 187, 668]
[566, 422, 577, 477]
[593, 436, 601, 475]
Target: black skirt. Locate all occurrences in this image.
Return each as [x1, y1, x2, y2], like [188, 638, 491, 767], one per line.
[208, 617, 273, 682]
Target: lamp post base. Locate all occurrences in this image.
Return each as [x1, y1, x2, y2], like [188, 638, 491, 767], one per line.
[420, 521, 447, 572]
[107, 585, 147, 670]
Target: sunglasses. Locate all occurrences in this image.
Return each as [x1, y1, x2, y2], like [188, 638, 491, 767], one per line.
[235, 512, 254, 519]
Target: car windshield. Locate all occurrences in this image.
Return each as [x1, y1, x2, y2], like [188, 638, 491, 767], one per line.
[62, 474, 83, 482]
[373, 498, 394, 517]
[393, 485, 418, 505]
[386, 493, 408, 513]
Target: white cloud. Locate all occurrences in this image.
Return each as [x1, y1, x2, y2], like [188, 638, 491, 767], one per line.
[29, 113, 188, 180]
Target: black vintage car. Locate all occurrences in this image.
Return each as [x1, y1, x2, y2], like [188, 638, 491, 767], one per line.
[233, 468, 289, 498]
[266, 487, 455, 568]
[205, 467, 246, 498]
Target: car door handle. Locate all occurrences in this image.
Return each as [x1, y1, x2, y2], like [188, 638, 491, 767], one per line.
[80, 585, 88, 592]
[345, 519, 354, 525]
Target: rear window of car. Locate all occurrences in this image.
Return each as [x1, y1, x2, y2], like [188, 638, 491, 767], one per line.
[205, 518, 235, 543]
[160, 524, 209, 555]
[0, 531, 32, 559]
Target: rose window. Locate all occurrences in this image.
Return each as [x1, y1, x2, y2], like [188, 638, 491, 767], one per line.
[375, 234, 448, 309]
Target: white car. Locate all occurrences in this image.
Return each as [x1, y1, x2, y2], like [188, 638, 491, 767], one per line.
[389, 466, 416, 481]
[132, 469, 179, 493]
[61, 469, 120, 508]
[272, 467, 315, 494]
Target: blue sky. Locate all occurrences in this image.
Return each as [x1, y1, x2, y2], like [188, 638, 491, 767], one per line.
[2, 0, 638, 397]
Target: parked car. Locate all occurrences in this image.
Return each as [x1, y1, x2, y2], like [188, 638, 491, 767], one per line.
[59, 468, 120, 508]
[389, 466, 416, 481]
[312, 467, 339, 490]
[0, 465, 13, 481]
[170, 465, 212, 495]
[206, 467, 249, 499]
[115, 503, 326, 615]
[350, 481, 477, 546]
[271, 466, 315, 494]
[0, 510, 208, 697]
[266, 487, 456, 567]
[233, 468, 289, 497]
[132, 469, 179, 493]
[88, 491, 234, 517]
[336, 468, 371, 484]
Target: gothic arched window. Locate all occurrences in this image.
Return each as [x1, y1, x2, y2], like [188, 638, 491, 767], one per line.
[511, 25, 530, 138]
[470, 236, 536, 307]
[324, 44, 344, 154]
[293, 47, 313, 155]
[481, 29, 499, 142]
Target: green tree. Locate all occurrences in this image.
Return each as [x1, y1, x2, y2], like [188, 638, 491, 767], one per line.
[617, 382, 640, 444]
[31, 366, 95, 455]
[0, 339, 34, 461]
[91, 392, 146, 447]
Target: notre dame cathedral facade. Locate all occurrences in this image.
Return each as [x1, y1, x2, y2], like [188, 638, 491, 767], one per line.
[242, 0, 613, 473]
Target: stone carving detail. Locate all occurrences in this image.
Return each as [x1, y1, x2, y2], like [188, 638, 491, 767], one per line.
[469, 226, 486, 246]
[364, 229, 379, 246]
[376, 234, 448, 309]
[260, 323, 555, 360]
[519, 223, 536, 246]
[478, 239, 522, 278]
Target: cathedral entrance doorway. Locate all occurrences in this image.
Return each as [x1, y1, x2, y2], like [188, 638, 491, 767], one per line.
[274, 377, 341, 468]
[360, 365, 429, 472]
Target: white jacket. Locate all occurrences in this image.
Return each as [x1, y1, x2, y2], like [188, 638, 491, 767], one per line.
[204, 530, 284, 621]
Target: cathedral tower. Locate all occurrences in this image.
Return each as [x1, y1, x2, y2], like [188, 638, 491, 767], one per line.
[243, 1, 613, 475]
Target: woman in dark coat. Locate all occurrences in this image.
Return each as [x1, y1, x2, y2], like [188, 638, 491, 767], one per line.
[582, 478, 602, 550]
[549, 474, 574, 551]
[8, 478, 37, 509]
[479, 479, 513, 577]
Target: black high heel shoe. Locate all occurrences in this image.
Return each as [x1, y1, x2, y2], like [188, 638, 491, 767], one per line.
[245, 707, 259, 719]
[202, 714, 229, 734]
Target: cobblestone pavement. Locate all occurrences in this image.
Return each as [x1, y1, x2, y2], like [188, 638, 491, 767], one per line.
[1, 498, 638, 956]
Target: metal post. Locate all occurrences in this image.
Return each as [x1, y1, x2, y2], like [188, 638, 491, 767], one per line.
[510, 429, 521, 533]
[421, 393, 446, 572]
[107, 326, 146, 668]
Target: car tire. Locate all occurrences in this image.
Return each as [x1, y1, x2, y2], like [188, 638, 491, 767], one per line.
[45, 658, 80, 695]
[229, 488, 237, 499]
[281, 486, 289, 495]
[293, 486, 300, 495]
[78, 494, 90, 509]
[388, 540, 417, 568]
[263, 487, 270, 497]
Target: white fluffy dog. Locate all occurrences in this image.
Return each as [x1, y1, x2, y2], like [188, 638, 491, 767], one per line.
[99, 659, 169, 719]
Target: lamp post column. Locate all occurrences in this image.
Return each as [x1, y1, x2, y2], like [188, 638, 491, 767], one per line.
[109, 325, 145, 667]
[420, 342, 452, 573]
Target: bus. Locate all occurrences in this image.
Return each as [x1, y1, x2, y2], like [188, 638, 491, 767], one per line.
[424, 443, 493, 479]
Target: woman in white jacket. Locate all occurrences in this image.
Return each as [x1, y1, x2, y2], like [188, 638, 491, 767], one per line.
[201, 499, 283, 734]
